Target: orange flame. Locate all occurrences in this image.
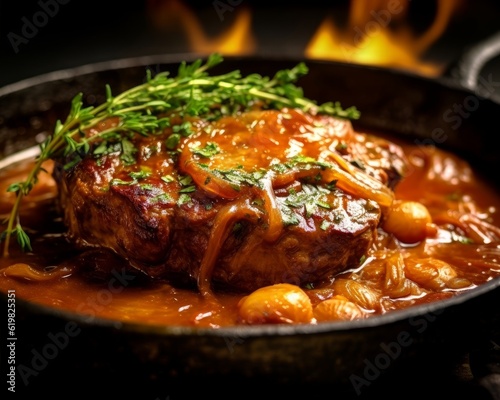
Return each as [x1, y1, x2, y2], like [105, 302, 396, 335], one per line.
[147, 0, 463, 76]
[147, 0, 255, 56]
[305, 0, 463, 76]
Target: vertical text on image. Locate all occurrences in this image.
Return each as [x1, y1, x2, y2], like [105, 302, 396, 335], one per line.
[6, 289, 17, 393]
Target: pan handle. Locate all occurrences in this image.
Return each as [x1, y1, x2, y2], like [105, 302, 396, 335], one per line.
[448, 30, 500, 94]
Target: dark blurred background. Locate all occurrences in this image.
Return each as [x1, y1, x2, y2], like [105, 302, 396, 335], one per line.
[1, 0, 500, 89]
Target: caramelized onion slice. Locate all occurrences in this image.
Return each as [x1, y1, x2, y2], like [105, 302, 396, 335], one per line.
[179, 146, 241, 199]
[404, 258, 472, 291]
[255, 174, 283, 242]
[332, 279, 380, 311]
[322, 151, 395, 208]
[314, 295, 365, 322]
[197, 201, 260, 296]
[2, 263, 73, 282]
[270, 155, 394, 209]
[383, 252, 419, 298]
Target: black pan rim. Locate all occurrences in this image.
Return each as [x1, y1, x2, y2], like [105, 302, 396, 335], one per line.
[0, 51, 469, 98]
[3, 273, 500, 338]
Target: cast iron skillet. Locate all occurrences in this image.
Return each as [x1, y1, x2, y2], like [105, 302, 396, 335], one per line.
[1, 42, 500, 398]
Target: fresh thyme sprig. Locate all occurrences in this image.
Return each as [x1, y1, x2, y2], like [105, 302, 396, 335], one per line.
[1, 52, 360, 256]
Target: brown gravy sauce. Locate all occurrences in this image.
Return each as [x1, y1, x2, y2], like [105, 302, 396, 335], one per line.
[1, 134, 500, 328]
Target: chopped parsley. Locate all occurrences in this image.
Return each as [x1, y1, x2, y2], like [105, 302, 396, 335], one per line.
[110, 167, 153, 186]
[284, 184, 332, 218]
[177, 193, 193, 206]
[161, 175, 175, 183]
[192, 142, 221, 158]
[150, 193, 173, 203]
[178, 174, 196, 193]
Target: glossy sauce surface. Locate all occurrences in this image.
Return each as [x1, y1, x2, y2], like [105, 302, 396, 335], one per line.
[1, 129, 500, 328]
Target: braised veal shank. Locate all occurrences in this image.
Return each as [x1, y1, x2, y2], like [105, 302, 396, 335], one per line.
[53, 108, 406, 293]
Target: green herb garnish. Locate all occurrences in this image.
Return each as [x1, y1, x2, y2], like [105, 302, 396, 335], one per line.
[1, 52, 359, 256]
[191, 142, 221, 158]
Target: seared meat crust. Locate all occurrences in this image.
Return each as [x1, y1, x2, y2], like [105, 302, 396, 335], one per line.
[54, 108, 406, 292]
